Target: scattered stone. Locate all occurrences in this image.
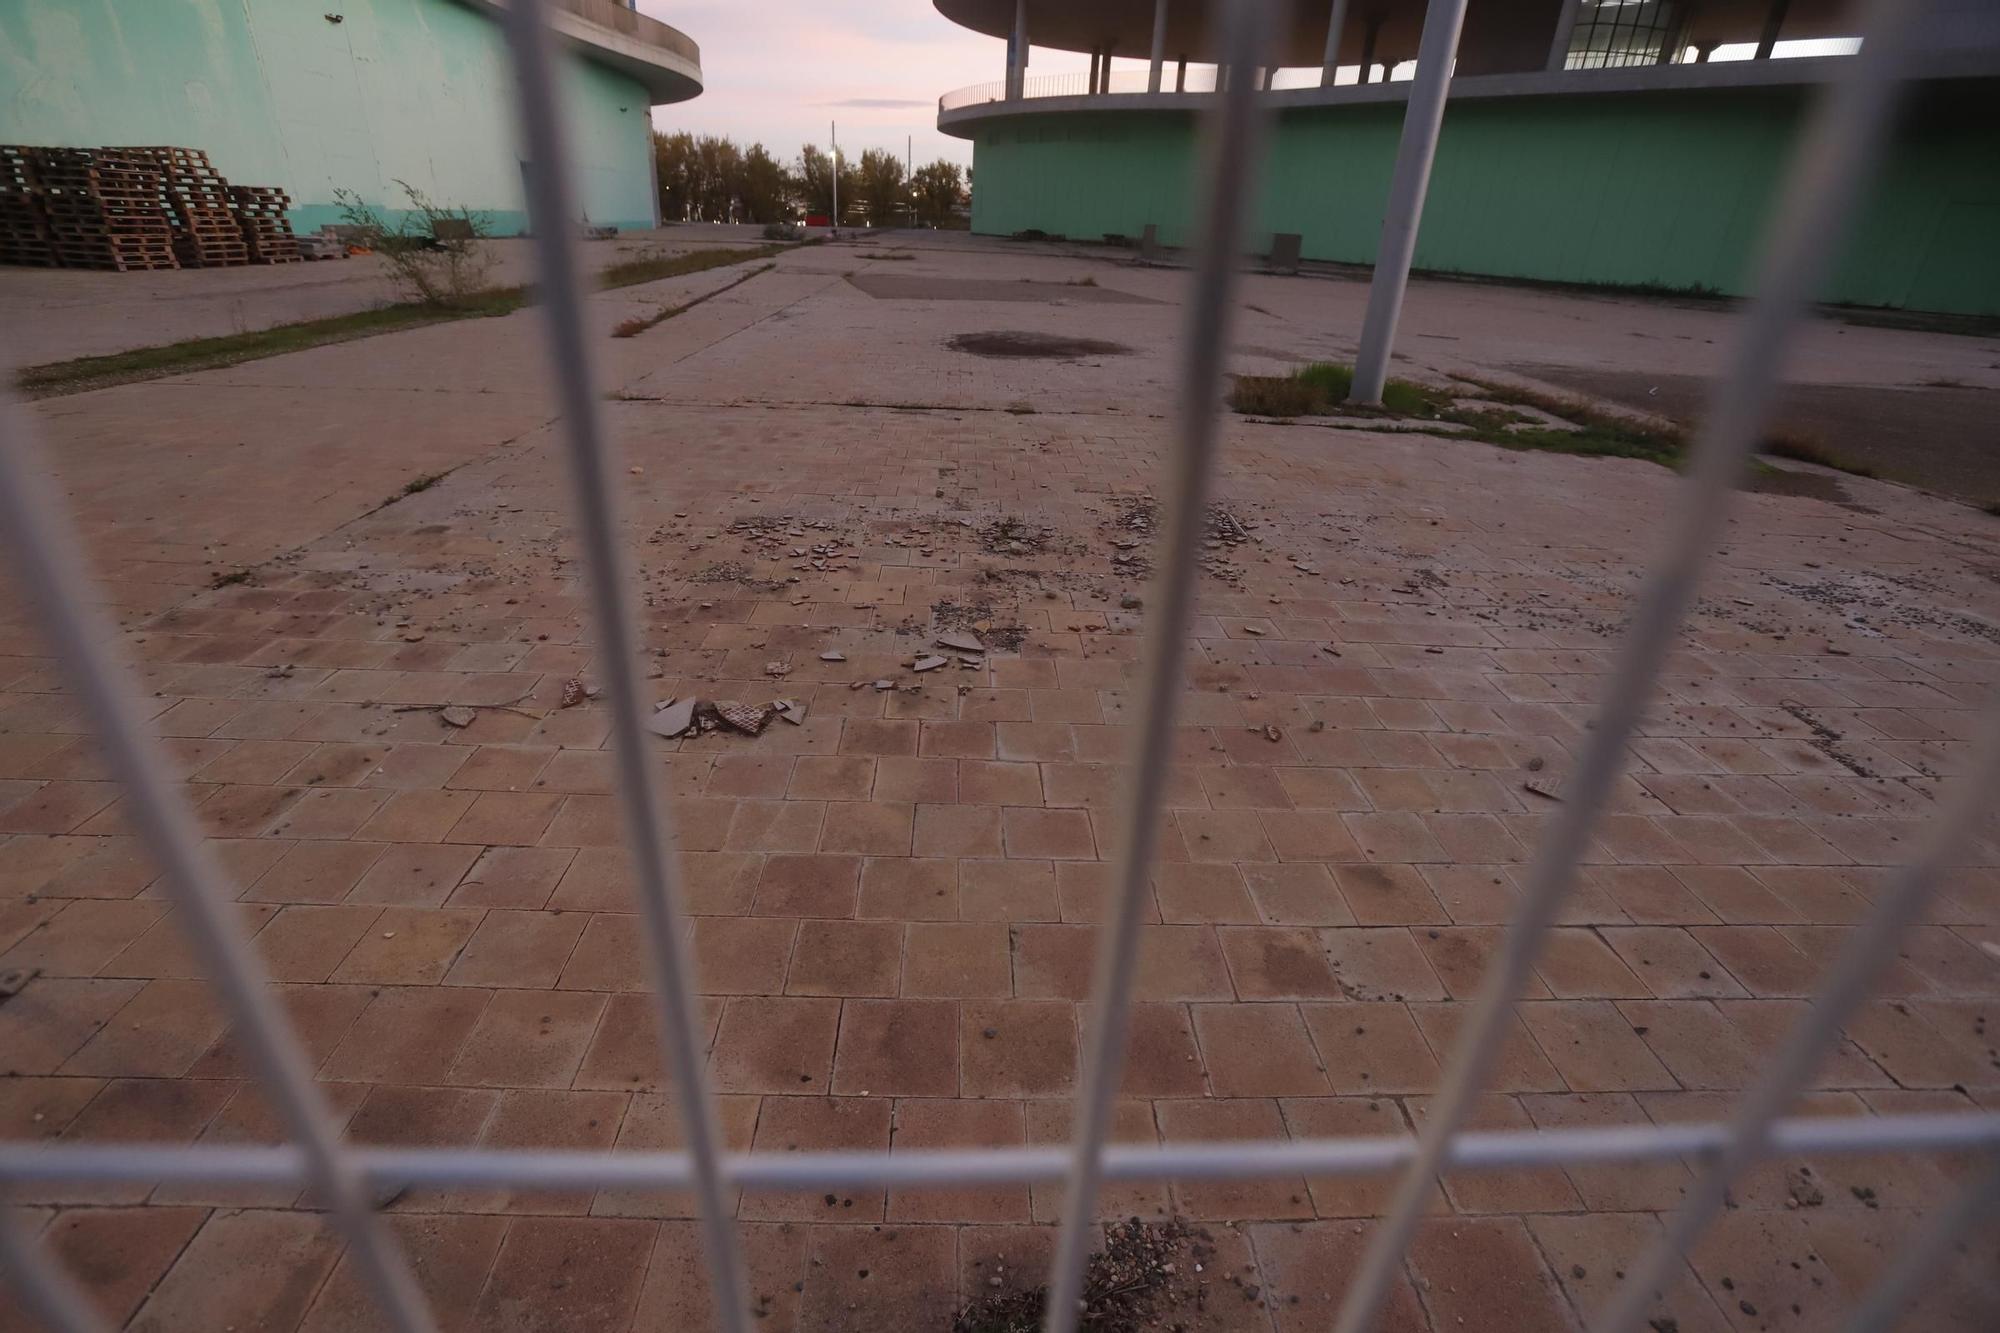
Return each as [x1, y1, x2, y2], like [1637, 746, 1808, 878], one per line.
[874, 679, 896, 691]
[1262, 724, 1282, 743]
[1524, 776, 1563, 802]
[438, 706, 476, 729]
[937, 630, 985, 653]
[559, 677, 587, 709]
[774, 698, 807, 725]
[648, 697, 696, 738]
[819, 651, 846, 662]
[913, 655, 948, 672]
[1120, 595, 1143, 609]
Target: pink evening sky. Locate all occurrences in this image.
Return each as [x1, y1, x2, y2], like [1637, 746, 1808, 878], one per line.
[637, 1, 1024, 170]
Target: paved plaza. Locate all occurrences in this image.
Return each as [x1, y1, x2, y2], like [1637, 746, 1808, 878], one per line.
[2, 233, 1997, 1331]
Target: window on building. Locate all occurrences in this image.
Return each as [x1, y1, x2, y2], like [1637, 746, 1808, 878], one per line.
[1564, 0, 1685, 70]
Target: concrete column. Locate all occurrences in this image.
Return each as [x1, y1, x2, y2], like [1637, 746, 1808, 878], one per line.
[1320, 0, 1352, 86]
[1008, 0, 1028, 98]
[1101, 43, 1115, 92]
[1176, 57, 1187, 91]
[1756, 0, 1791, 59]
[1148, 0, 1168, 92]
[1088, 49, 1100, 95]
[1546, 0, 1584, 72]
[1360, 14, 1381, 81]
[1351, 0, 1472, 405]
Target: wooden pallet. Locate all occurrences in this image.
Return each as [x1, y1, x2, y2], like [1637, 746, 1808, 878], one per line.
[54, 233, 179, 271]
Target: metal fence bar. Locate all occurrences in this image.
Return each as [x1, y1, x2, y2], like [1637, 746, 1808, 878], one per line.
[496, 3, 752, 1331]
[1597, 706, 2000, 1333]
[1329, 1, 1927, 1328]
[3, 1, 1996, 1328]
[6, 1112, 1997, 1192]
[0, 1204, 108, 1333]
[1838, 1154, 2000, 1333]
[1038, 3, 1282, 1331]
[0, 407, 437, 1333]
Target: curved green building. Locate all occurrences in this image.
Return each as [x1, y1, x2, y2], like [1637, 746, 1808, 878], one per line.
[934, 0, 2000, 316]
[0, 0, 702, 234]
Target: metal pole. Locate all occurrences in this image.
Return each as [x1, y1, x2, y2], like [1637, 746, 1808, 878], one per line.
[1546, 0, 1584, 72]
[1350, 0, 1470, 405]
[1149, 0, 1169, 91]
[830, 121, 839, 233]
[1756, 0, 1791, 59]
[1321, 0, 1352, 85]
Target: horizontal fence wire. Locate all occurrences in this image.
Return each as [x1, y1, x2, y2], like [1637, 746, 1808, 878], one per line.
[2, 1, 1997, 1332]
[5, 1113, 1997, 1191]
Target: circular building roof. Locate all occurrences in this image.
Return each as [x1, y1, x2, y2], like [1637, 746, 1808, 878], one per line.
[933, 0, 1856, 70]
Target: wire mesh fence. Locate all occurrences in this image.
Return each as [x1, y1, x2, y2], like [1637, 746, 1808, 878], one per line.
[2, 1, 1996, 1331]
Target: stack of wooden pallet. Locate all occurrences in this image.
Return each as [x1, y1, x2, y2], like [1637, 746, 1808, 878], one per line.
[121, 147, 249, 268]
[0, 144, 306, 273]
[36, 148, 179, 272]
[0, 146, 57, 268]
[228, 184, 301, 263]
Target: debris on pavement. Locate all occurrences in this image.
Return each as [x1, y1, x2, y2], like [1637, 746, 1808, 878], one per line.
[714, 701, 774, 735]
[648, 697, 696, 738]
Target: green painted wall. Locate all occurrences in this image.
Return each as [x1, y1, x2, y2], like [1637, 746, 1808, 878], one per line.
[969, 80, 2000, 316]
[0, 0, 657, 234]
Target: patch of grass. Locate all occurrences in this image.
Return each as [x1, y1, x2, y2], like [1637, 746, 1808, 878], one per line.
[1462, 378, 1685, 466]
[1982, 500, 2000, 517]
[596, 241, 792, 291]
[16, 290, 526, 398]
[1233, 364, 1691, 468]
[611, 262, 774, 338]
[1761, 430, 1879, 479]
[1067, 274, 1099, 287]
[1229, 360, 1447, 419]
[209, 568, 254, 589]
[400, 472, 446, 496]
[19, 244, 802, 398]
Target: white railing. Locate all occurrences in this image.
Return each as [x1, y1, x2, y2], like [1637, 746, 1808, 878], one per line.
[2, 3, 1994, 1333]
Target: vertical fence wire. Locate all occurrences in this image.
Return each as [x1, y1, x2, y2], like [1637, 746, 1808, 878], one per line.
[1329, 1, 1929, 1329]
[0, 406, 437, 1333]
[1837, 1154, 2000, 1333]
[1597, 703, 2000, 1333]
[0, 1203, 108, 1333]
[496, 2, 752, 1330]
[0, 2, 1991, 1330]
[1038, 3, 1284, 1330]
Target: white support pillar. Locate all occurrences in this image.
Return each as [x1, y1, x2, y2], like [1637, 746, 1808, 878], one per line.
[1320, 0, 1352, 87]
[1546, 0, 1584, 72]
[1009, 0, 1028, 98]
[1350, 0, 1472, 406]
[1148, 0, 1168, 92]
[1756, 0, 1791, 59]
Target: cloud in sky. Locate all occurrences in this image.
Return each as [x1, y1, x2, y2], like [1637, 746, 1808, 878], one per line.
[637, 1, 1047, 169]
